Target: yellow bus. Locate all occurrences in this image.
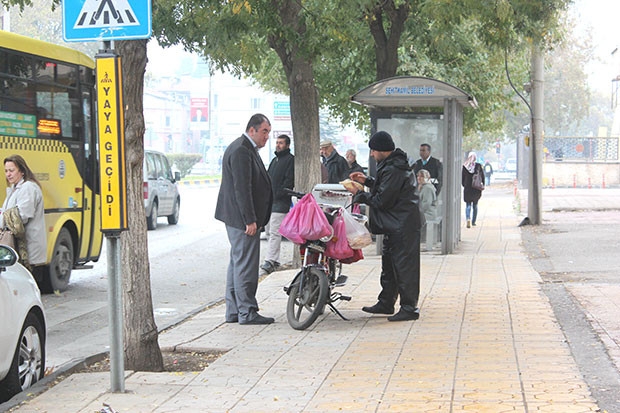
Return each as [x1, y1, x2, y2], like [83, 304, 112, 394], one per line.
[0, 30, 102, 293]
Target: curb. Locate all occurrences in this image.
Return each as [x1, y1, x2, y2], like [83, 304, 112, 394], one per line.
[0, 297, 224, 412]
[179, 179, 220, 186]
[0, 352, 108, 412]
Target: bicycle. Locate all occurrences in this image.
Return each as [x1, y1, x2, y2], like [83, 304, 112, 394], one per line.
[282, 187, 365, 330]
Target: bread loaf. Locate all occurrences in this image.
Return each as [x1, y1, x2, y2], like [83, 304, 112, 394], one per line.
[340, 179, 364, 192]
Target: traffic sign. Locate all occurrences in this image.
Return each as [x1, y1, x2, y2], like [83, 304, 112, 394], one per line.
[62, 0, 151, 42]
[96, 53, 128, 232]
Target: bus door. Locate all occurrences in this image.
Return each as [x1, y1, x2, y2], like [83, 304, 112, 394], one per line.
[78, 88, 103, 262]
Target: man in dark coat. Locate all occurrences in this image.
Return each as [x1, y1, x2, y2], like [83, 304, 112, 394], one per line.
[261, 134, 294, 274]
[412, 143, 443, 195]
[215, 114, 274, 325]
[320, 140, 349, 183]
[347, 131, 422, 322]
[345, 149, 365, 175]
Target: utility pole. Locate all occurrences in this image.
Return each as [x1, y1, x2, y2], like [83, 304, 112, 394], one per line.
[528, 44, 544, 225]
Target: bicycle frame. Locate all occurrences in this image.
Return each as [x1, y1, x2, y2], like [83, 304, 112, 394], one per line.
[282, 187, 355, 330]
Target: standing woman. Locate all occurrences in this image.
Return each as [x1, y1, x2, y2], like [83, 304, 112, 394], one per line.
[2, 155, 47, 270]
[461, 152, 484, 228]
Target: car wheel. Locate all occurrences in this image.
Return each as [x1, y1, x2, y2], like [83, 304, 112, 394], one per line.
[147, 201, 158, 230]
[167, 198, 180, 225]
[41, 228, 73, 293]
[0, 313, 45, 403]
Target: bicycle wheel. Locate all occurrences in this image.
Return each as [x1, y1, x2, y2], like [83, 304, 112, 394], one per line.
[287, 267, 329, 330]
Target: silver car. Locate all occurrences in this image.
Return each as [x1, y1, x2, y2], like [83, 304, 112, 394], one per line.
[0, 245, 46, 403]
[143, 150, 181, 230]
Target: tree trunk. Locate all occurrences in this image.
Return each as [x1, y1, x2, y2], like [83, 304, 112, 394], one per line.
[117, 39, 164, 371]
[367, 0, 410, 80]
[288, 62, 321, 194]
[269, 0, 321, 194]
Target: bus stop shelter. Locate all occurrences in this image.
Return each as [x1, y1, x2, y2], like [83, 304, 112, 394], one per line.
[351, 76, 477, 254]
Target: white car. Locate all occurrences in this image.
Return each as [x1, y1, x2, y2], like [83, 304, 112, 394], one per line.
[505, 158, 517, 173]
[143, 150, 181, 230]
[0, 245, 46, 403]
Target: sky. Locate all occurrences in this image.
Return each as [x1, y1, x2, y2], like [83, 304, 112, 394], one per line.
[571, 0, 620, 94]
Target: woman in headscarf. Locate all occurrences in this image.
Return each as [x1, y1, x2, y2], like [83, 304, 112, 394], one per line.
[461, 152, 484, 228]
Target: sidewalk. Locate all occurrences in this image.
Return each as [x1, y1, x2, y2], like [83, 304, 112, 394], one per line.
[8, 187, 604, 412]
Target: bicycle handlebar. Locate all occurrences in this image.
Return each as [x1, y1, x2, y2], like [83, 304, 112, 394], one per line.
[284, 188, 306, 199]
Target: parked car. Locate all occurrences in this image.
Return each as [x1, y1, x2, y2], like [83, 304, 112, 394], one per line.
[505, 158, 517, 173]
[0, 245, 46, 403]
[143, 150, 181, 230]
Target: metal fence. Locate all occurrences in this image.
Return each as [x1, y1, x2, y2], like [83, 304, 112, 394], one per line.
[544, 137, 619, 162]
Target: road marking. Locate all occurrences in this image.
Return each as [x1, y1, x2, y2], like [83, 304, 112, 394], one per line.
[74, 0, 139, 29]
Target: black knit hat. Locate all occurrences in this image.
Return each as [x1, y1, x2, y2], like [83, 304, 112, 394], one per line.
[368, 131, 395, 151]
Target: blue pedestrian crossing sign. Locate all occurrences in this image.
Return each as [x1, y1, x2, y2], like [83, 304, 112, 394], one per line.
[62, 0, 151, 42]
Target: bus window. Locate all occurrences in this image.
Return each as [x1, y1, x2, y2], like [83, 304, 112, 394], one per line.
[0, 78, 35, 115]
[0, 50, 32, 78]
[82, 91, 92, 151]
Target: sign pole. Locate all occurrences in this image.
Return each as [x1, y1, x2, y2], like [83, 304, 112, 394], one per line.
[106, 232, 124, 392]
[62, 0, 151, 394]
[96, 51, 128, 392]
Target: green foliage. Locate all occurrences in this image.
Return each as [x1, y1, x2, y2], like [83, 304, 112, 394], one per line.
[166, 153, 202, 178]
[3, 0, 99, 57]
[4, 0, 573, 155]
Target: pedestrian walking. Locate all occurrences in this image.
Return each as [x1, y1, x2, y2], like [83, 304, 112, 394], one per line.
[261, 134, 294, 275]
[462, 152, 484, 228]
[483, 160, 493, 186]
[346, 131, 422, 322]
[215, 114, 275, 325]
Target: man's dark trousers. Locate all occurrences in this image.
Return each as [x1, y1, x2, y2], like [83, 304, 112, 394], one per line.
[377, 229, 420, 312]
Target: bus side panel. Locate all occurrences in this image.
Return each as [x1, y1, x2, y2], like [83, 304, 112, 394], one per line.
[0, 138, 102, 265]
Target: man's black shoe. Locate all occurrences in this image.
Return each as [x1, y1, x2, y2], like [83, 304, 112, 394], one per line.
[225, 315, 238, 323]
[387, 308, 420, 322]
[361, 302, 394, 315]
[239, 314, 275, 325]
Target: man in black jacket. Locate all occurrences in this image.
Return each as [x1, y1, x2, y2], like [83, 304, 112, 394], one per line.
[347, 131, 422, 321]
[320, 140, 349, 183]
[411, 143, 443, 194]
[345, 149, 364, 175]
[261, 135, 294, 274]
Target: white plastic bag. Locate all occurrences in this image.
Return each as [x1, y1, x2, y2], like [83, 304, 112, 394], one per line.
[341, 208, 372, 249]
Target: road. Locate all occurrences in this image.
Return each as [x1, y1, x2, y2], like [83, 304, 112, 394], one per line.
[43, 184, 234, 370]
[520, 189, 620, 411]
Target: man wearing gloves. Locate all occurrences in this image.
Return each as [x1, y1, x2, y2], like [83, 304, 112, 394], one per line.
[346, 131, 422, 321]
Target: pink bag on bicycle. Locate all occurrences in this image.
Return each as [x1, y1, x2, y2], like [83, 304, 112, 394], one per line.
[279, 194, 332, 243]
[325, 210, 354, 260]
[279, 199, 305, 244]
[297, 194, 332, 241]
[340, 248, 363, 264]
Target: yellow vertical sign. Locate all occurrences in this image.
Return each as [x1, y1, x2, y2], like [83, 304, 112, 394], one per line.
[96, 54, 128, 232]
